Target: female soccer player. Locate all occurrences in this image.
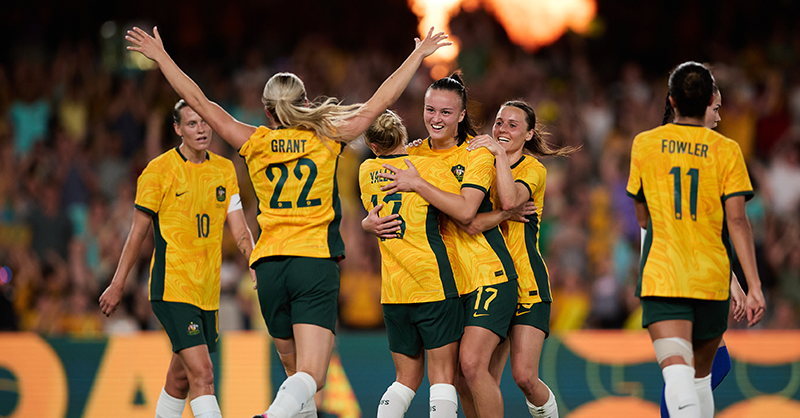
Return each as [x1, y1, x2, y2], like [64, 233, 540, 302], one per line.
[375, 74, 520, 418]
[657, 83, 748, 418]
[125, 25, 451, 418]
[360, 109, 481, 418]
[99, 100, 256, 418]
[626, 62, 765, 418]
[466, 100, 579, 418]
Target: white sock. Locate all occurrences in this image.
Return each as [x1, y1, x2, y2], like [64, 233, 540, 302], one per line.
[155, 387, 186, 418]
[266, 372, 317, 418]
[296, 397, 318, 418]
[663, 364, 700, 418]
[694, 374, 714, 418]
[429, 383, 458, 418]
[526, 385, 558, 418]
[189, 395, 221, 418]
[377, 381, 415, 418]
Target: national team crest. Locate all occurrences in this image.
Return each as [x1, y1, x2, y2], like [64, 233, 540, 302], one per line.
[451, 164, 465, 182]
[188, 322, 200, 336]
[216, 186, 226, 202]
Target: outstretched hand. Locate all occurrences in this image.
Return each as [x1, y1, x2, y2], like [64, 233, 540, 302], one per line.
[379, 159, 422, 195]
[126, 26, 168, 62]
[414, 27, 452, 59]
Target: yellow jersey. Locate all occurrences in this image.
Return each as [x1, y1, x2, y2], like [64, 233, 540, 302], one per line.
[409, 138, 518, 294]
[359, 155, 461, 304]
[626, 123, 753, 300]
[134, 147, 240, 310]
[239, 126, 344, 262]
[498, 155, 551, 304]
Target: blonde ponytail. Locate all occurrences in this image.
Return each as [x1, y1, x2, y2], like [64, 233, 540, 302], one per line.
[263, 73, 362, 143]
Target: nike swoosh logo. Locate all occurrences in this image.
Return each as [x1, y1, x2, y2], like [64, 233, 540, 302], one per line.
[176, 191, 188, 197]
[515, 310, 531, 316]
[473, 313, 488, 317]
[678, 404, 695, 410]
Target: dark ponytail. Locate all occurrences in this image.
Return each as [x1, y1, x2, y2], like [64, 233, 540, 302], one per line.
[427, 71, 477, 144]
[662, 82, 718, 126]
[666, 62, 715, 120]
[503, 100, 581, 157]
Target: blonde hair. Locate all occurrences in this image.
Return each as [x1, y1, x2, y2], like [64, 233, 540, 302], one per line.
[364, 110, 408, 154]
[262, 72, 362, 143]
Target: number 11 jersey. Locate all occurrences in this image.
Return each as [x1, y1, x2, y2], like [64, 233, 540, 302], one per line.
[626, 123, 753, 301]
[240, 126, 345, 262]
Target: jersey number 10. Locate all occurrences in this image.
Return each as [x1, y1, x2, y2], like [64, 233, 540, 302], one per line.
[669, 166, 699, 221]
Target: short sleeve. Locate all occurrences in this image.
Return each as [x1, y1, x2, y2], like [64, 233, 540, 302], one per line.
[462, 148, 495, 194]
[225, 160, 240, 197]
[626, 137, 645, 201]
[134, 163, 165, 216]
[722, 141, 754, 201]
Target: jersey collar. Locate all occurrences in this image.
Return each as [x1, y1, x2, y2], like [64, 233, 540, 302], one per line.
[175, 146, 210, 162]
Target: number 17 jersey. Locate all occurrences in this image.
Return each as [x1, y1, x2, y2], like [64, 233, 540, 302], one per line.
[626, 123, 753, 301]
[240, 126, 345, 262]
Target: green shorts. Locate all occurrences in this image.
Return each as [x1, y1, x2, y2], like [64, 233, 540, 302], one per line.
[641, 296, 729, 341]
[463, 280, 518, 340]
[383, 297, 464, 356]
[510, 302, 550, 338]
[254, 256, 340, 339]
[151, 301, 218, 353]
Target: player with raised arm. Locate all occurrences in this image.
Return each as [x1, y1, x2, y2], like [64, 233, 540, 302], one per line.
[99, 100, 256, 418]
[124, 25, 451, 418]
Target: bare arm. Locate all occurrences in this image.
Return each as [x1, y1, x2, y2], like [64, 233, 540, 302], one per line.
[226, 208, 258, 289]
[724, 195, 765, 326]
[458, 201, 537, 235]
[99, 208, 152, 316]
[634, 199, 649, 229]
[380, 159, 483, 225]
[126, 27, 257, 149]
[468, 135, 529, 210]
[335, 28, 451, 140]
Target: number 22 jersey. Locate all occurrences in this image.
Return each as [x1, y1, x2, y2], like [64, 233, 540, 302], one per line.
[239, 126, 345, 262]
[626, 123, 753, 301]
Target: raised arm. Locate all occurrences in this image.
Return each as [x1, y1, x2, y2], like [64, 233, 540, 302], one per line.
[724, 195, 765, 326]
[99, 208, 152, 316]
[226, 208, 258, 289]
[126, 27, 257, 149]
[334, 28, 452, 140]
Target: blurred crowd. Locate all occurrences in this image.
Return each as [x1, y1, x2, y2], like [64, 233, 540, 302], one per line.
[1, 8, 799, 338]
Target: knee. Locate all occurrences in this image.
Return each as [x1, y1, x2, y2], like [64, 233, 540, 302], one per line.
[190, 363, 215, 388]
[459, 354, 483, 382]
[511, 365, 539, 393]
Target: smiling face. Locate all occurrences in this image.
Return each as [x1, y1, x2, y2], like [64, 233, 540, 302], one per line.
[174, 106, 211, 153]
[423, 89, 465, 144]
[493, 105, 533, 155]
[704, 91, 722, 129]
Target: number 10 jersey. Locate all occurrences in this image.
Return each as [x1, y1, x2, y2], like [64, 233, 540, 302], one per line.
[240, 126, 345, 262]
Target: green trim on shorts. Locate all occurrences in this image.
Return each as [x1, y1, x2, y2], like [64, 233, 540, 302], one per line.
[383, 297, 464, 356]
[151, 300, 218, 353]
[464, 280, 518, 340]
[510, 301, 550, 338]
[254, 256, 340, 339]
[641, 296, 729, 340]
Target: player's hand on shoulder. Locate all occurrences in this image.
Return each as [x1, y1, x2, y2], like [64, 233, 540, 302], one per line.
[408, 138, 424, 148]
